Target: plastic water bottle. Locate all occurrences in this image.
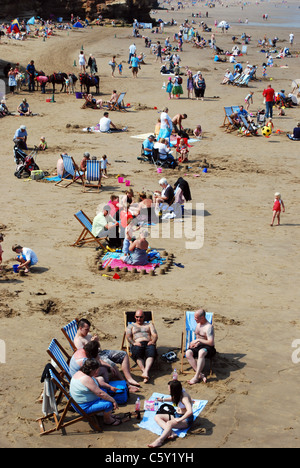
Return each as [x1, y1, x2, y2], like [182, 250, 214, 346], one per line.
[135, 397, 140, 412]
[172, 368, 178, 380]
[154, 398, 159, 412]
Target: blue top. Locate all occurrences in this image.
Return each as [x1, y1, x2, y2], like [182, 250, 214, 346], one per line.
[14, 128, 28, 139]
[143, 138, 154, 155]
[131, 56, 140, 68]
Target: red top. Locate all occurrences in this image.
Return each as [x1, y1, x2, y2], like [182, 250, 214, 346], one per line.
[273, 199, 281, 212]
[263, 87, 275, 102]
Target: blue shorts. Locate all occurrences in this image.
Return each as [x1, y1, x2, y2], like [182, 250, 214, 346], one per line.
[79, 398, 113, 414]
[175, 412, 194, 427]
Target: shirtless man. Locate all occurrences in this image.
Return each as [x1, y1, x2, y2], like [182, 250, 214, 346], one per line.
[185, 309, 216, 385]
[172, 113, 187, 134]
[126, 309, 158, 383]
[74, 318, 140, 389]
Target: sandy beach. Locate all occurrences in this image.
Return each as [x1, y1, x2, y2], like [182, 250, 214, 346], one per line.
[0, 0, 300, 449]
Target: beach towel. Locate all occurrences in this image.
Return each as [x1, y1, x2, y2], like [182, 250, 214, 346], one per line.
[138, 392, 208, 438]
[101, 249, 165, 272]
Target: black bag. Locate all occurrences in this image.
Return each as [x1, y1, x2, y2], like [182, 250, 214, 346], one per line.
[177, 76, 183, 84]
[156, 403, 176, 418]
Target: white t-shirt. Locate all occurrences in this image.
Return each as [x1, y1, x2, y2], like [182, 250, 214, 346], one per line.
[22, 247, 38, 265]
[129, 44, 136, 54]
[101, 158, 107, 169]
[160, 111, 172, 130]
[99, 116, 111, 132]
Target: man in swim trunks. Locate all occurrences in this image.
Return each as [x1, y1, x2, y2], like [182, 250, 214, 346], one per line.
[185, 309, 216, 385]
[126, 309, 158, 383]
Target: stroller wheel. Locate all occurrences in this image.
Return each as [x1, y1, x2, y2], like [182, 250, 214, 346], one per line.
[14, 171, 21, 179]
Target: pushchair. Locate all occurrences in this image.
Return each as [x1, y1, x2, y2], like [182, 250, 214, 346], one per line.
[14, 144, 39, 178]
[256, 109, 266, 127]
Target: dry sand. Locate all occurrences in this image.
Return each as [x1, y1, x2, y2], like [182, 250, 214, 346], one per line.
[0, 0, 300, 449]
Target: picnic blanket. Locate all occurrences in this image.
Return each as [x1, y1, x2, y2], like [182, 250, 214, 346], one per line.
[101, 249, 165, 272]
[138, 392, 208, 438]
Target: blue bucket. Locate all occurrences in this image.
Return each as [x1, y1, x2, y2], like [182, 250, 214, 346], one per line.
[13, 264, 19, 273]
[202, 168, 207, 173]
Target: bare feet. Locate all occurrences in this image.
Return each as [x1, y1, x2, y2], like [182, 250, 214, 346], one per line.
[148, 439, 163, 448]
[142, 373, 149, 383]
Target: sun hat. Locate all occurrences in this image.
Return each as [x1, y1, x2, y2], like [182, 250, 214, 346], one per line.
[20, 125, 26, 130]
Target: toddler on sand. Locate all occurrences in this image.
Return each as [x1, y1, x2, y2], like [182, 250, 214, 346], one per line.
[270, 192, 285, 226]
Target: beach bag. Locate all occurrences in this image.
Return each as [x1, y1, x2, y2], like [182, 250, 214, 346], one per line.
[156, 403, 176, 419]
[108, 380, 129, 405]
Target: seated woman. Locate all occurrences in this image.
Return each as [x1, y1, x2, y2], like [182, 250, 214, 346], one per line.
[287, 121, 300, 141]
[69, 341, 118, 394]
[17, 98, 32, 116]
[136, 192, 155, 225]
[82, 93, 102, 109]
[121, 229, 150, 266]
[148, 380, 194, 448]
[70, 358, 121, 426]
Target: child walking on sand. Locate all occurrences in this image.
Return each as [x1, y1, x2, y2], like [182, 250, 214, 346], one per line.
[245, 91, 254, 111]
[166, 77, 173, 99]
[100, 154, 110, 178]
[270, 192, 285, 226]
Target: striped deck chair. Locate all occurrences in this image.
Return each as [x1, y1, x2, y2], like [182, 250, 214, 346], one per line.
[83, 160, 101, 192]
[47, 339, 72, 382]
[180, 311, 214, 375]
[111, 92, 126, 111]
[72, 210, 106, 249]
[61, 319, 79, 352]
[222, 106, 236, 132]
[236, 74, 251, 87]
[36, 369, 102, 435]
[121, 311, 154, 357]
[55, 154, 84, 188]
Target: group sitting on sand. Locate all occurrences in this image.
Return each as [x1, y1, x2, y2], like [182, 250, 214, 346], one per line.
[51, 307, 215, 441]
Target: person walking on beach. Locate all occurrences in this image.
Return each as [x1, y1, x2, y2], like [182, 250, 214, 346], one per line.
[270, 192, 285, 226]
[263, 84, 275, 118]
[78, 50, 87, 73]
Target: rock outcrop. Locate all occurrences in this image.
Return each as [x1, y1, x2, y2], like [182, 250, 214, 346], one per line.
[0, 0, 157, 22]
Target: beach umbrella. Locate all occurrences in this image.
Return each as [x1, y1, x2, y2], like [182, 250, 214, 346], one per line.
[27, 17, 35, 25]
[217, 21, 230, 28]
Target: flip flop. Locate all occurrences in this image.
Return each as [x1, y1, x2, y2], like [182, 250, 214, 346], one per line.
[174, 262, 184, 268]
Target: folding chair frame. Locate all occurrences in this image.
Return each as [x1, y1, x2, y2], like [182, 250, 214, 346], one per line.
[36, 371, 102, 435]
[83, 160, 102, 193]
[61, 318, 79, 352]
[72, 210, 106, 249]
[55, 155, 84, 188]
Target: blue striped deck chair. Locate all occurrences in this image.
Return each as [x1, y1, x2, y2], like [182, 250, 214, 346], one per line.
[61, 319, 79, 352]
[55, 154, 84, 188]
[180, 311, 214, 375]
[47, 339, 72, 382]
[36, 369, 102, 435]
[72, 210, 106, 248]
[236, 74, 251, 87]
[222, 106, 236, 131]
[83, 160, 101, 192]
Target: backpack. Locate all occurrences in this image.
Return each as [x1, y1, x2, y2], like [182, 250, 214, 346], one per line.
[177, 76, 182, 84]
